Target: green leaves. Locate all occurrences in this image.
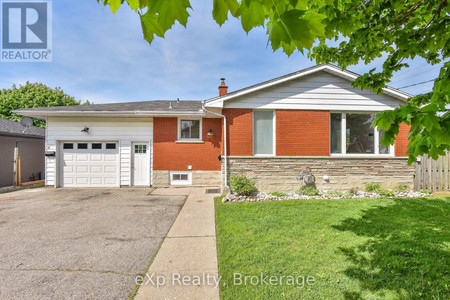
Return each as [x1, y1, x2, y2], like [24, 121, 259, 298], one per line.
[99, 0, 328, 53]
[212, 0, 239, 26]
[107, 0, 122, 14]
[148, 0, 191, 31]
[267, 10, 326, 55]
[126, 0, 140, 11]
[140, 12, 165, 43]
[0, 82, 83, 128]
[240, 1, 266, 32]
[99, 0, 192, 44]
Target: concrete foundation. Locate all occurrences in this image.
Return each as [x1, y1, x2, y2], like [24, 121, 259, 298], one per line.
[153, 170, 221, 187]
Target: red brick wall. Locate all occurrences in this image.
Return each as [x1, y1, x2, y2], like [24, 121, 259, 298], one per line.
[223, 108, 253, 156]
[153, 117, 222, 171]
[395, 123, 410, 157]
[276, 110, 330, 156]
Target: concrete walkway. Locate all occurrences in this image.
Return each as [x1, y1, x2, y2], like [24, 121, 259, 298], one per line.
[135, 188, 220, 300]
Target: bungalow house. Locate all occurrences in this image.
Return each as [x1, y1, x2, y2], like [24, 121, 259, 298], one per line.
[15, 65, 414, 191]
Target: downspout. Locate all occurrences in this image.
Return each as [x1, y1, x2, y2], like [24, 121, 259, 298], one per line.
[202, 102, 231, 200]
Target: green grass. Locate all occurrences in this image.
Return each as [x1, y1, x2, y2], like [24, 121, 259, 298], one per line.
[215, 196, 450, 299]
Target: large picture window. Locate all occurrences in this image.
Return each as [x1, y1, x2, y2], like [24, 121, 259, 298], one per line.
[253, 110, 274, 155]
[346, 113, 375, 154]
[330, 113, 393, 155]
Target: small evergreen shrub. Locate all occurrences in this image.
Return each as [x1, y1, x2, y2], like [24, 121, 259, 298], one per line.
[229, 175, 257, 196]
[298, 186, 319, 196]
[269, 191, 288, 197]
[394, 184, 409, 192]
[364, 182, 382, 193]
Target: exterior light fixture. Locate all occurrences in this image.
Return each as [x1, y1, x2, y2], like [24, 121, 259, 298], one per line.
[81, 126, 89, 133]
[207, 129, 214, 136]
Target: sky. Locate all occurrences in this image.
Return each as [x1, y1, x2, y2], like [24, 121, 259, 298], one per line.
[0, 0, 444, 104]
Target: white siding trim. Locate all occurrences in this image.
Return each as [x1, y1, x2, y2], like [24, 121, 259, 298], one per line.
[221, 72, 404, 111]
[205, 65, 410, 108]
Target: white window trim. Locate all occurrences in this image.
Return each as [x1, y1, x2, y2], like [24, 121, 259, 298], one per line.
[330, 112, 395, 157]
[177, 118, 202, 142]
[170, 171, 192, 185]
[253, 110, 276, 156]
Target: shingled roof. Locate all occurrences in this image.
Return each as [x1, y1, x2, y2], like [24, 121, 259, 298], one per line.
[0, 118, 45, 138]
[14, 100, 204, 118]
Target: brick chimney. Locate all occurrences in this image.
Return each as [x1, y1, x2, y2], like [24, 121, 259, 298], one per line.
[218, 78, 228, 96]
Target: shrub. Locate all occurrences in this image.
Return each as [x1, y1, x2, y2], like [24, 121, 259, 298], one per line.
[269, 191, 288, 197]
[420, 189, 433, 194]
[348, 188, 359, 195]
[364, 182, 381, 193]
[379, 189, 395, 197]
[394, 184, 409, 192]
[298, 186, 319, 196]
[328, 190, 344, 197]
[229, 175, 257, 196]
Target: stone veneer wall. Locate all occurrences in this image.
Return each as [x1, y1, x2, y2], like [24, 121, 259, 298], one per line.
[153, 170, 222, 187]
[226, 156, 415, 192]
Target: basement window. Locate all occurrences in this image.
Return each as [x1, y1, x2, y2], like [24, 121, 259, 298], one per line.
[170, 171, 192, 185]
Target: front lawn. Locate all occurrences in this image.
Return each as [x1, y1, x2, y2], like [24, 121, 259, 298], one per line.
[215, 197, 450, 299]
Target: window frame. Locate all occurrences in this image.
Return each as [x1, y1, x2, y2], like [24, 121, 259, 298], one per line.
[252, 110, 276, 156]
[169, 171, 192, 185]
[330, 112, 394, 157]
[177, 118, 202, 142]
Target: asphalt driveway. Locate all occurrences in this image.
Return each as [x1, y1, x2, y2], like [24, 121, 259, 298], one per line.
[0, 187, 186, 299]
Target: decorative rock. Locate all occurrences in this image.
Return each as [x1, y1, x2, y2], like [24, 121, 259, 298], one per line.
[225, 190, 431, 203]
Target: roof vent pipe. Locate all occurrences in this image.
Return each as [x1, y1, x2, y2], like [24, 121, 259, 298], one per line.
[169, 102, 173, 109]
[177, 98, 180, 103]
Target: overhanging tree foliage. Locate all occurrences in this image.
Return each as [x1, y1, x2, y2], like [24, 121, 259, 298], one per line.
[0, 82, 86, 128]
[97, 0, 449, 163]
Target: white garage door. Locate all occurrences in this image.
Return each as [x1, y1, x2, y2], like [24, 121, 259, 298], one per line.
[60, 142, 119, 187]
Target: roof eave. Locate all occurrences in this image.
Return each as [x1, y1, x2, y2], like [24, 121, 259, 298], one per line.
[13, 110, 206, 118]
[0, 132, 44, 139]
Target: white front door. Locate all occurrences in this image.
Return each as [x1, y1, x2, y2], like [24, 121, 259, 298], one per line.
[132, 143, 149, 186]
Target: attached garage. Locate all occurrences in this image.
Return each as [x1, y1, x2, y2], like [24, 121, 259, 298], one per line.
[39, 117, 154, 188]
[60, 142, 119, 187]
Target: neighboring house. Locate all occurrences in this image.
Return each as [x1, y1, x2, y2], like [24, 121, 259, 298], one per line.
[15, 65, 414, 191]
[0, 118, 45, 187]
